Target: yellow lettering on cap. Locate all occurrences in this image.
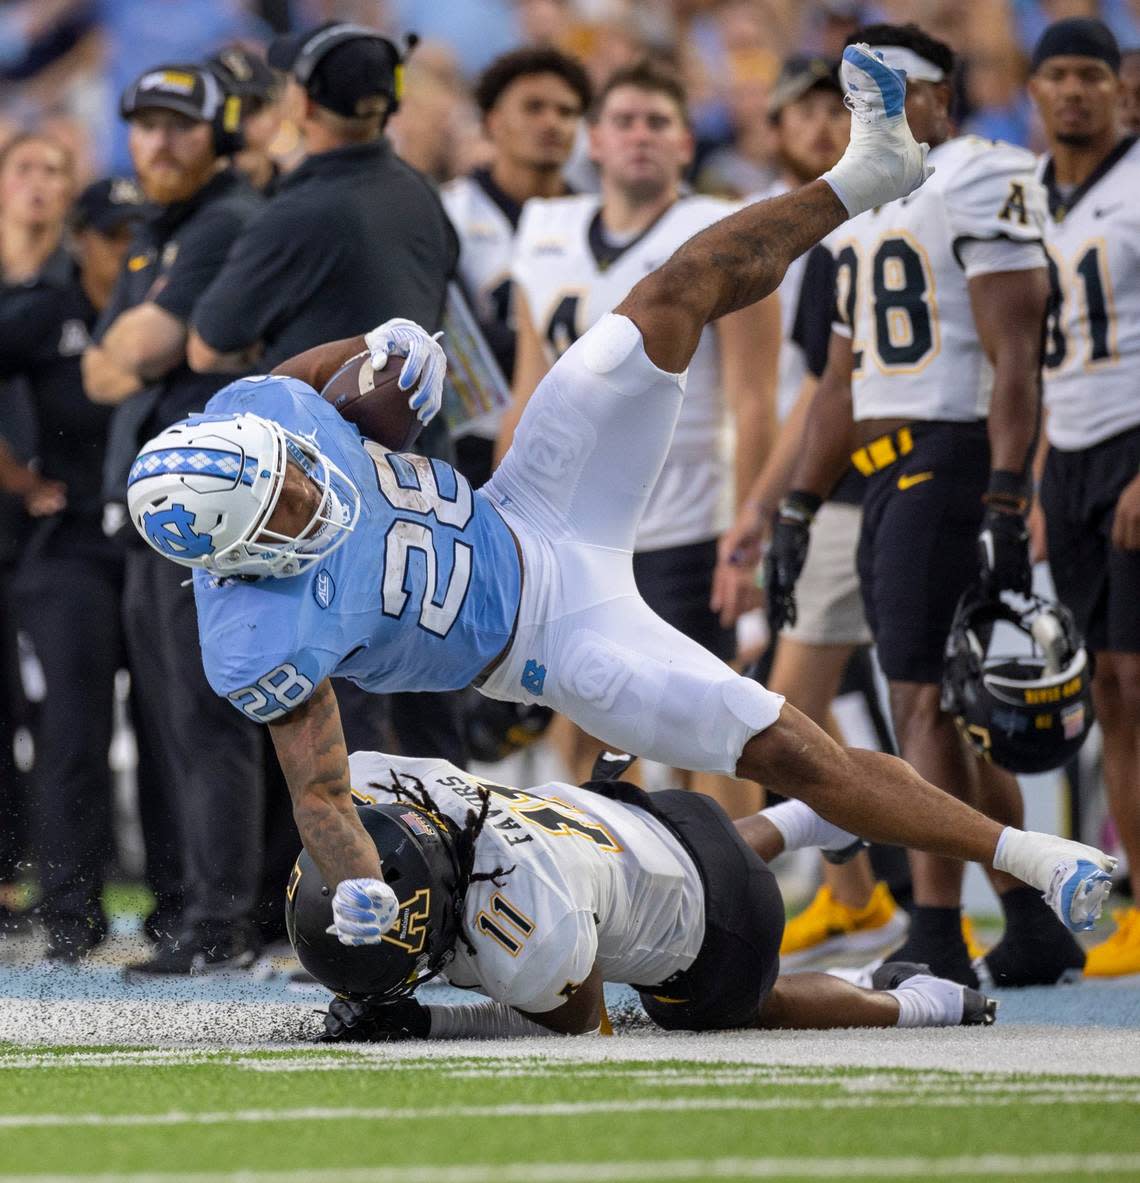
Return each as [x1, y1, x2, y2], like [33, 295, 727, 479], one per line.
[127, 254, 151, 272]
[223, 94, 242, 133]
[161, 71, 197, 92]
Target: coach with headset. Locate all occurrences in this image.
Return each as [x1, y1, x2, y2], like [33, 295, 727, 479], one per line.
[82, 64, 267, 975]
[188, 23, 465, 766]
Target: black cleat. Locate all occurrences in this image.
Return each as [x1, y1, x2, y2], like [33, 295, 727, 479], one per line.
[981, 929, 1086, 988]
[887, 933, 979, 988]
[873, 960, 998, 1026]
[589, 751, 638, 783]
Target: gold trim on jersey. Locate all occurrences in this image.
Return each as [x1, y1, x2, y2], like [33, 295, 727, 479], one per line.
[475, 890, 536, 957]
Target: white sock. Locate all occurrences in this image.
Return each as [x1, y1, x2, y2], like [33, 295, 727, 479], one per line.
[889, 975, 965, 1028]
[762, 800, 858, 854]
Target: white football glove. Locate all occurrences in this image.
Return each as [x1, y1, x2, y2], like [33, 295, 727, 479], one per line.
[326, 877, 399, 946]
[364, 317, 446, 426]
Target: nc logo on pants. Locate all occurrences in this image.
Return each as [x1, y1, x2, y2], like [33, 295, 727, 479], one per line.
[142, 503, 214, 558]
[521, 660, 547, 695]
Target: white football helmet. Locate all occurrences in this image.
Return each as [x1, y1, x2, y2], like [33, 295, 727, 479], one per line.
[127, 411, 361, 579]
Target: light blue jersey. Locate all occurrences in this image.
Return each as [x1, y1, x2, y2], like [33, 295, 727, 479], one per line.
[192, 376, 521, 722]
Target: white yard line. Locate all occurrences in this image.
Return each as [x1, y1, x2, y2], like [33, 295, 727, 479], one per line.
[4, 1153, 1140, 1183]
[3, 1086, 1140, 1131]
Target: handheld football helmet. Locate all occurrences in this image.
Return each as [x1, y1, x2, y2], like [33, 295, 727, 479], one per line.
[942, 586, 1094, 774]
[127, 406, 360, 579]
[286, 803, 464, 1000]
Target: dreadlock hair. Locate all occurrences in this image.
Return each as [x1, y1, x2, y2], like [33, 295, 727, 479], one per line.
[369, 770, 515, 958]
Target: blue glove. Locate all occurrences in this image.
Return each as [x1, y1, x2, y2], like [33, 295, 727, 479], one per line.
[364, 317, 446, 425]
[325, 877, 399, 946]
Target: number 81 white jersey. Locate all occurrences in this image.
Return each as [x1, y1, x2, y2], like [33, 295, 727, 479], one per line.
[346, 752, 705, 1014]
[1039, 136, 1140, 449]
[832, 136, 1046, 422]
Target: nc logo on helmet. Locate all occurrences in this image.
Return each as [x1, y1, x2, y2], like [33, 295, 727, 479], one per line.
[142, 503, 214, 558]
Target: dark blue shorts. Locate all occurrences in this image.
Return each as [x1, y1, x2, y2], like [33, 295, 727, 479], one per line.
[856, 421, 989, 683]
[1041, 425, 1140, 654]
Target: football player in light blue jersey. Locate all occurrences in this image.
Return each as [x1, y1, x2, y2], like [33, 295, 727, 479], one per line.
[127, 47, 1116, 963]
[182, 372, 521, 705]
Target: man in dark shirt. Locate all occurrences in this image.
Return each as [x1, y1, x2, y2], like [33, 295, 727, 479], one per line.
[189, 23, 457, 374]
[189, 23, 464, 769]
[0, 177, 143, 959]
[82, 63, 267, 974]
[206, 45, 285, 196]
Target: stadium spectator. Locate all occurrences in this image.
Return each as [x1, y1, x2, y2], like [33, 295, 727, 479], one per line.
[82, 63, 266, 974]
[187, 22, 463, 766]
[1, 173, 144, 961]
[1119, 45, 1140, 131]
[0, 133, 76, 938]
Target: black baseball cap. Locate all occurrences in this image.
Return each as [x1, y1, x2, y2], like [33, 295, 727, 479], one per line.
[769, 56, 841, 119]
[206, 45, 279, 103]
[268, 22, 402, 119]
[71, 177, 147, 235]
[120, 63, 227, 123]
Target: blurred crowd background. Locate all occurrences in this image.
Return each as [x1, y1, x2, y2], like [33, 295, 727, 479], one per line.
[5, 0, 1140, 195]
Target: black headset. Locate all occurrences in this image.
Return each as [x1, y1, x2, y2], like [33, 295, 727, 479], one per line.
[120, 65, 244, 158]
[289, 23, 413, 115]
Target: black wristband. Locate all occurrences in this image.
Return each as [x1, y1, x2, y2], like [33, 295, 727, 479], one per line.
[780, 489, 823, 524]
[983, 469, 1029, 513]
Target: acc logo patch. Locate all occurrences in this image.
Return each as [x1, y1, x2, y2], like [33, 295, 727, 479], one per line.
[142, 503, 214, 558]
[313, 568, 336, 609]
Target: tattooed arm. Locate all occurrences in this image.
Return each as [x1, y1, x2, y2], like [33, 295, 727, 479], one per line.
[268, 678, 382, 886]
[616, 180, 848, 374]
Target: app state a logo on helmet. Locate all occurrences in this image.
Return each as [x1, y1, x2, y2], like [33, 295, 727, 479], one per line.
[142, 502, 214, 558]
[380, 888, 432, 955]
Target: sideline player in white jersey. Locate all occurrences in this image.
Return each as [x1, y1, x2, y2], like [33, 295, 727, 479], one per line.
[715, 56, 909, 967]
[291, 751, 997, 1040]
[126, 46, 1116, 956]
[441, 48, 590, 764]
[780, 23, 1088, 989]
[1029, 18, 1140, 976]
[441, 47, 591, 490]
[500, 59, 779, 805]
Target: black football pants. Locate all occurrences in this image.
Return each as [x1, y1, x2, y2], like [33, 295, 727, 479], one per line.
[122, 547, 264, 940]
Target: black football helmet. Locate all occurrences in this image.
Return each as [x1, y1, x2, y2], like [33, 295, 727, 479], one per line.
[942, 586, 1094, 774]
[285, 803, 464, 1000]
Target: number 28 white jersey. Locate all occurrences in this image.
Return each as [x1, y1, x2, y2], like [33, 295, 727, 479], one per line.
[512, 193, 737, 551]
[347, 752, 704, 1014]
[1038, 136, 1140, 449]
[833, 136, 1046, 422]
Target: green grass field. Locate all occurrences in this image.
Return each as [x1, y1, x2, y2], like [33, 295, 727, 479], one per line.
[2, 1044, 1139, 1182]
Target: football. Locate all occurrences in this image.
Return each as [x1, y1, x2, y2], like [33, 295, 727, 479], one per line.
[319, 349, 422, 452]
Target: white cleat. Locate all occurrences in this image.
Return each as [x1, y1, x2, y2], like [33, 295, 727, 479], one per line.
[994, 828, 1117, 932]
[821, 43, 933, 217]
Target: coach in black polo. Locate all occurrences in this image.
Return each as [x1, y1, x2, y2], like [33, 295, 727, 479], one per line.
[82, 63, 267, 976]
[189, 23, 465, 767]
[189, 23, 457, 374]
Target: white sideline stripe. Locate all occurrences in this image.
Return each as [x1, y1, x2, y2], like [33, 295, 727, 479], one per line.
[4, 1089, 1140, 1130]
[4, 1154, 1140, 1182]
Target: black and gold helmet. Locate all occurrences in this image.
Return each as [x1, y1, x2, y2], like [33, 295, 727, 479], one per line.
[285, 803, 464, 1001]
[942, 587, 1094, 774]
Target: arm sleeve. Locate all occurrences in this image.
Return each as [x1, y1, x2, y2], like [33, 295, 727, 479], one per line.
[791, 245, 839, 378]
[152, 203, 259, 323]
[944, 143, 1046, 266]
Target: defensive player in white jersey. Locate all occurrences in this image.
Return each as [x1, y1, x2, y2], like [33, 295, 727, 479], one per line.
[780, 24, 1088, 989]
[715, 56, 908, 967]
[501, 59, 779, 804]
[290, 751, 997, 1040]
[127, 46, 1116, 956]
[441, 47, 591, 489]
[1029, 18, 1140, 975]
